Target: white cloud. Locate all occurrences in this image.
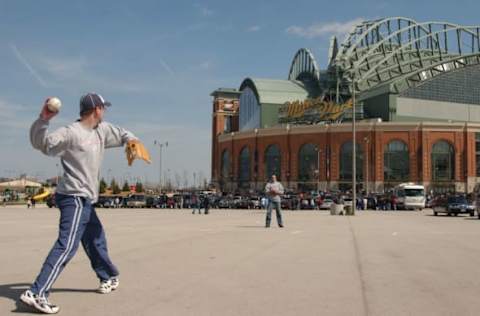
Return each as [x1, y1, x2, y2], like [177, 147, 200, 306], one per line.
[199, 61, 212, 70]
[194, 4, 213, 17]
[31, 55, 153, 93]
[39, 56, 88, 79]
[201, 7, 213, 16]
[0, 98, 72, 134]
[159, 58, 175, 75]
[286, 18, 364, 39]
[0, 99, 28, 120]
[247, 25, 261, 32]
[9, 43, 48, 87]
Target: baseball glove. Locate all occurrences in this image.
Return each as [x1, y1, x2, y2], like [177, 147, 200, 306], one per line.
[125, 140, 151, 166]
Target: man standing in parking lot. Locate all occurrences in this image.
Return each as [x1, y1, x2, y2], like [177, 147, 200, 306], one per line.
[20, 93, 147, 314]
[265, 174, 285, 228]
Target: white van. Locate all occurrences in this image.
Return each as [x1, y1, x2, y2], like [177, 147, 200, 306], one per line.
[394, 183, 425, 210]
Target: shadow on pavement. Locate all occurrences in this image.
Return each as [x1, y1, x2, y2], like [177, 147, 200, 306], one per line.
[424, 214, 474, 218]
[0, 283, 97, 314]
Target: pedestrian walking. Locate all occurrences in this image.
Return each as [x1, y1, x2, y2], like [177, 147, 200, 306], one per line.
[264, 174, 285, 228]
[203, 195, 210, 215]
[19, 93, 149, 314]
[192, 194, 202, 214]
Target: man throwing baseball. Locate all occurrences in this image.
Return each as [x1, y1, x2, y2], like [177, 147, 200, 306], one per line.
[19, 93, 149, 314]
[264, 174, 285, 228]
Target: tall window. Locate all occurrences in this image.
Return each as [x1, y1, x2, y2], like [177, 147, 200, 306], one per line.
[298, 144, 318, 182]
[384, 140, 409, 181]
[238, 147, 251, 186]
[223, 116, 232, 133]
[431, 141, 454, 181]
[221, 150, 230, 181]
[476, 133, 480, 176]
[239, 87, 261, 131]
[265, 145, 281, 180]
[339, 141, 363, 181]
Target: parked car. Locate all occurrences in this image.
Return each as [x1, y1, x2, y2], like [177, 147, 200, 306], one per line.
[319, 198, 334, 210]
[146, 196, 161, 208]
[126, 194, 147, 208]
[94, 196, 114, 208]
[432, 196, 475, 216]
[300, 198, 315, 210]
[248, 196, 261, 209]
[234, 197, 250, 209]
[217, 197, 232, 209]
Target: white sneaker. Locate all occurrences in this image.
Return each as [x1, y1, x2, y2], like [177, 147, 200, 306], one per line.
[19, 290, 60, 314]
[110, 277, 119, 291]
[97, 277, 119, 294]
[97, 279, 112, 294]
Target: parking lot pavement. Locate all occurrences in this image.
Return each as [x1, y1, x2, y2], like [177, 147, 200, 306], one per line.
[1, 206, 480, 316]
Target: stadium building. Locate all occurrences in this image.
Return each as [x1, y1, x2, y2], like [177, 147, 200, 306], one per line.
[211, 17, 480, 194]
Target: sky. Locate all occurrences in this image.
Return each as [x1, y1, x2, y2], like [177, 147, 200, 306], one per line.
[1, 0, 479, 187]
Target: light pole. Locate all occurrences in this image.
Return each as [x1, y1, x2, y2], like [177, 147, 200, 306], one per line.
[314, 146, 322, 191]
[352, 73, 357, 216]
[154, 140, 168, 192]
[364, 136, 370, 194]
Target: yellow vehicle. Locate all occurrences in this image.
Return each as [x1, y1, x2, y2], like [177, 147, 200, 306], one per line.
[33, 189, 51, 201]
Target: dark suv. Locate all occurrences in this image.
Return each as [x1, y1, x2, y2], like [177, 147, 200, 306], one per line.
[432, 196, 475, 216]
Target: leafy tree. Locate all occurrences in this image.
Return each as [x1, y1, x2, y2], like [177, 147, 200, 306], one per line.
[135, 182, 144, 193]
[99, 178, 107, 194]
[122, 181, 130, 192]
[111, 178, 121, 194]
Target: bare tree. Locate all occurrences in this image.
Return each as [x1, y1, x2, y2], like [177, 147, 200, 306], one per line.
[182, 170, 189, 188]
[174, 172, 181, 189]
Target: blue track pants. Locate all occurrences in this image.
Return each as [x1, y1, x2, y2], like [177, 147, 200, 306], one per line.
[30, 194, 119, 297]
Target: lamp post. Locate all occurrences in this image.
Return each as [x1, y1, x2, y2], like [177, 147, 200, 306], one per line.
[314, 146, 322, 191]
[352, 73, 357, 216]
[154, 140, 168, 192]
[364, 136, 370, 194]
[254, 128, 258, 191]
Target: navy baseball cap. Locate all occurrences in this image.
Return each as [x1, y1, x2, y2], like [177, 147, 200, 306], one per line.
[79, 93, 111, 115]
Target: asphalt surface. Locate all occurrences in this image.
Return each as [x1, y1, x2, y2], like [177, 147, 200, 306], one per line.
[1, 205, 480, 316]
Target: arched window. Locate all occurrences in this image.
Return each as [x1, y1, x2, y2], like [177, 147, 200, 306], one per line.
[384, 140, 409, 181]
[298, 144, 318, 182]
[238, 147, 250, 186]
[339, 141, 363, 181]
[264, 145, 281, 180]
[221, 150, 230, 181]
[431, 141, 454, 181]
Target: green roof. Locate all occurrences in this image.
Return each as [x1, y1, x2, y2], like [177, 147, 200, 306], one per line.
[240, 78, 313, 105]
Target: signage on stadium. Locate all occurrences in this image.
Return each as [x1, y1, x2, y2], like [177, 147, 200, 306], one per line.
[278, 98, 353, 123]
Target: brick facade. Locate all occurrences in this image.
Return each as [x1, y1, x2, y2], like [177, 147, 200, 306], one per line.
[213, 122, 480, 193]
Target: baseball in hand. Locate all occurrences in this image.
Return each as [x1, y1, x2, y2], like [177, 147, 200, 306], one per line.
[46, 97, 62, 112]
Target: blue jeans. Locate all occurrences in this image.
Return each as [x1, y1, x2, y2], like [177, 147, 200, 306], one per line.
[266, 200, 283, 227]
[30, 194, 119, 297]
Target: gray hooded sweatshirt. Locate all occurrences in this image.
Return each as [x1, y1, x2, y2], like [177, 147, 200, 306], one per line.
[30, 117, 137, 202]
